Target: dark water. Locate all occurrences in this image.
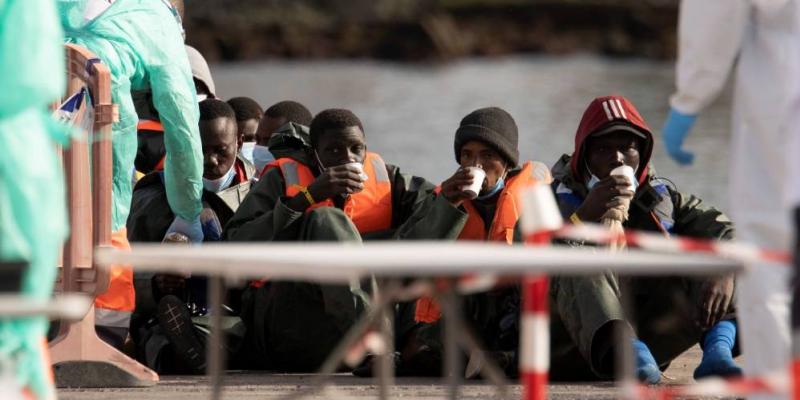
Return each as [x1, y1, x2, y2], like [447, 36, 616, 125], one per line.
[212, 55, 733, 210]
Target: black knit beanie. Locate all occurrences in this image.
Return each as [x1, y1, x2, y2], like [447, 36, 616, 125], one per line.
[454, 107, 519, 167]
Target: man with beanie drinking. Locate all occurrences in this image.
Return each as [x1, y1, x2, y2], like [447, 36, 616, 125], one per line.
[394, 107, 552, 378]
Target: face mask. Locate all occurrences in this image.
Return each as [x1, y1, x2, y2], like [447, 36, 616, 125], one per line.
[586, 174, 601, 190]
[477, 176, 506, 200]
[203, 164, 236, 193]
[197, 93, 208, 103]
[252, 145, 274, 172]
[240, 142, 255, 165]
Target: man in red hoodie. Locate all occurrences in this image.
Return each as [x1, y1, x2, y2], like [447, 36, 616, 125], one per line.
[549, 95, 740, 383]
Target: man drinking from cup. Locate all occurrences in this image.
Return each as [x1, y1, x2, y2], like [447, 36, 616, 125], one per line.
[394, 107, 552, 378]
[548, 95, 740, 383]
[224, 108, 465, 372]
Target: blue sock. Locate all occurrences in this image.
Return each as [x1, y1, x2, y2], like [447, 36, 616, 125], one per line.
[694, 320, 743, 380]
[633, 338, 661, 384]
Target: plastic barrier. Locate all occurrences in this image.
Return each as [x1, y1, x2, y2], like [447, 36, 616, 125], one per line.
[48, 43, 158, 388]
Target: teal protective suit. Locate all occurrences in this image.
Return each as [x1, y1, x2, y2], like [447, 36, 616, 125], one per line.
[58, 0, 203, 231]
[0, 0, 69, 398]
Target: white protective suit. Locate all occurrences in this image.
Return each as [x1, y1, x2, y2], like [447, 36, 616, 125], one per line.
[670, 1, 800, 397]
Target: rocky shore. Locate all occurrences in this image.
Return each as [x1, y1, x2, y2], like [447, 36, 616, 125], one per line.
[184, 0, 679, 62]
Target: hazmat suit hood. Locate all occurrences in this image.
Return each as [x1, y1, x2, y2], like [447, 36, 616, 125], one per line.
[185, 45, 216, 98]
[569, 95, 654, 186]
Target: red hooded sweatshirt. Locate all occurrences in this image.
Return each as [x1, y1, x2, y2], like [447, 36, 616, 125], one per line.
[569, 95, 654, 186]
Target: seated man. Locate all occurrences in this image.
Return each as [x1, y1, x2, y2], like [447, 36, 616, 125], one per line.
[226, 96, 262, 167]
[127, 99, 256, 373]
[393, 107, 552, 377]
[251, 100, 313, 171]
[549, 95, 740, 382]
[224, 108, 466, 372]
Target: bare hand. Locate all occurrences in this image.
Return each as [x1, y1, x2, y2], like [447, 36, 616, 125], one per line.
[696, 274, 735, 329]
[307, 164, 365, 201]
[441, 168, 478, 206]
[575, 175, 635, 222]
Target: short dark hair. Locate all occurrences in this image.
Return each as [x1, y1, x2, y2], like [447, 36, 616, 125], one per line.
[309, 109, 364, 147]
[199, 99, 235, 121]
[264, 100, 312, 126]
[227, 97, 263, 122]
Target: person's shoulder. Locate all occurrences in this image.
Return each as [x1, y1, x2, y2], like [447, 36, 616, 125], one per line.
[133, 172, 166, 193]
[511, 160, 553, 184]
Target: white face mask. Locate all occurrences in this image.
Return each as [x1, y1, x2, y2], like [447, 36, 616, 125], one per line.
[240, 142, 256, 165]
[203, 164, 236, 193]
[252, 145, 274, 172]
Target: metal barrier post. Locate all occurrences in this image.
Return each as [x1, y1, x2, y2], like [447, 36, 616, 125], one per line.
[520, 275, 549, 400]
[519, 183, 563, 400]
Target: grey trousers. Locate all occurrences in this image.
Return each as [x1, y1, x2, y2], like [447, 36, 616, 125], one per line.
[239, 207, 369, 372]
[549, 271, 735, 380]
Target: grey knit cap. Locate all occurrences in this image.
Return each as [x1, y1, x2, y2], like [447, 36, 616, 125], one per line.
[454, 107, 519, 167]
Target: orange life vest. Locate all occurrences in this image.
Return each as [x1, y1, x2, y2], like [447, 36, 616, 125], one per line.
[137, 119, 166, 171]
[137, 119, 164, 132]
[414, 161, 551, 323]
[266, 152, 393, 234]
[457, 161, 543, 244]
[94, 228, 135, 331]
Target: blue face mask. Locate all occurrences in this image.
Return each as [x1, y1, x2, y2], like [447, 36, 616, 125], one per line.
[203, 164, 236, 193]
[240, 142, 255, 165]
[476, 176, 506, 200]
[586, 174, 601, 190]
[252, 145, 274, 172]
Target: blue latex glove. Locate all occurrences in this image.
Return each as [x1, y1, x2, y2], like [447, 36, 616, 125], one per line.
[165, 216, 204, 243]
[199, 208, 222, 242]
[661, 108, 698, 165]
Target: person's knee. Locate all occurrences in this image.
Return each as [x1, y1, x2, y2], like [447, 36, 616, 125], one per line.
[303, 206, 360, 241]
[307, 206, 348, 222]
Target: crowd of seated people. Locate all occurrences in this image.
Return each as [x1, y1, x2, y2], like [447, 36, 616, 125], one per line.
[118, 44, 742, 383]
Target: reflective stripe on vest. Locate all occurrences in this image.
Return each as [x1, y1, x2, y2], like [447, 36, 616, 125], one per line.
[137, 119, 164, 132]
[413, 161, 551, 324]
[265, 152, 393, 234]
[95, 308, 132, 328]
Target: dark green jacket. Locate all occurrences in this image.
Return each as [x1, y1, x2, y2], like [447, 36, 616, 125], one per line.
[224, 158, 468, 242]
[267, 121, 314, 164]
[127, 159, 256, 315]
[551, 155, 734, 240]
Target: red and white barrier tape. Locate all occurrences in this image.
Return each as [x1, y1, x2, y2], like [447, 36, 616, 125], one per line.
[629, 372, 788, 400]
[549, 224, 791, 265]
[456, 222, 790, 295]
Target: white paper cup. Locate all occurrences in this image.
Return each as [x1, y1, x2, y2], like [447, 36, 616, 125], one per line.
[344, 162, 368, 182]
[462, 166, 486, 199]
[610, 165, 637, 192]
